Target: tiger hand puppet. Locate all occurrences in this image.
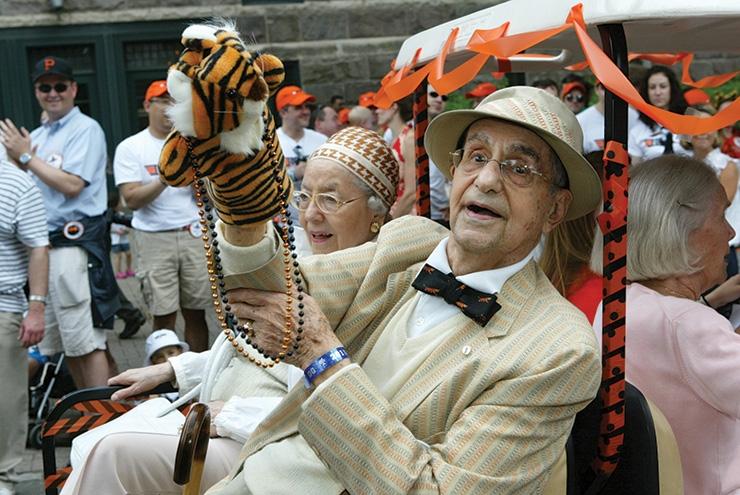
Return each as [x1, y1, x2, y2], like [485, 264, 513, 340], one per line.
[158, 21, 290, 225]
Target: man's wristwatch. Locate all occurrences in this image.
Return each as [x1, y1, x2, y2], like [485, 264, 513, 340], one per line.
[19, 152, 33, 166]
[29, 294, 47, 305]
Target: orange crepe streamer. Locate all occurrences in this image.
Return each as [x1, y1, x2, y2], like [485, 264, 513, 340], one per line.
[378, 2, 739, 134]
[679, 53, 740, 88]
[428, 23, 509, 95]
[572, 19, 740, 134]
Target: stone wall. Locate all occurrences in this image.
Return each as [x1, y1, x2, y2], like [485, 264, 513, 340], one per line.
[0, 0, 737, 104]
[0, 0, 500, 102]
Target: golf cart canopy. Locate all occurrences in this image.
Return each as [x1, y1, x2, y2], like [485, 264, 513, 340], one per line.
[394, 0, 740, 72]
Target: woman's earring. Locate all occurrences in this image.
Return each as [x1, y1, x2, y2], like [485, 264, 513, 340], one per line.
[370, 222, 380, 234]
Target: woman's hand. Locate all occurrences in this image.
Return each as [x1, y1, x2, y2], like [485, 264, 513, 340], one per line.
[108, 362, 175, 401]
[705, 274, 740, 308]
[228, 288, 342, 370]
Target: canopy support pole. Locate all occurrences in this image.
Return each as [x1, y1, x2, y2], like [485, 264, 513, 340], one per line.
[413, 78, 431, 218]
[591, 22, 629, 483]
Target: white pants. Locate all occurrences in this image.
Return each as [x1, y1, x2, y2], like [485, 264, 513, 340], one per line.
[61, 432, 242, 495]
[0, 312, 25, 476]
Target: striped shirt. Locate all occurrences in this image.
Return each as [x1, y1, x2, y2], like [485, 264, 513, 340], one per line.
[0, 161, 49, 313]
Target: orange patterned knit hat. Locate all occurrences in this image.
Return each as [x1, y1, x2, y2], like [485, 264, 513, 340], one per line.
[309, 126, 399, 207]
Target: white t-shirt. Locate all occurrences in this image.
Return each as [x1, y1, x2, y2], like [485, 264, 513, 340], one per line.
[113, 129, 199, 232]
[577, 105, 639, 154]
[628, 119, 687, 161]
[276, 127, 326, 187]
[383, 127, 393, 145]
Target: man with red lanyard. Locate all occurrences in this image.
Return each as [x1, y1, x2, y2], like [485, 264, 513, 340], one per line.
[113, 81, 211, 351]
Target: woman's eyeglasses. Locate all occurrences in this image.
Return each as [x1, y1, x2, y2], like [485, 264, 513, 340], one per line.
[291, 190, 365, 214]
[428, 91, 449, 101]
[36, 83, 70, 94]
[564, 93, 585, 103]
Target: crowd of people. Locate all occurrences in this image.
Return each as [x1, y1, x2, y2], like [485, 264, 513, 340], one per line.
[0, 45, 739, 495]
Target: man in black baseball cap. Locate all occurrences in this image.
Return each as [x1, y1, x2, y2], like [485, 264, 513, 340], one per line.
[0, 54, 117, 392]
[31, 55, 75, 83]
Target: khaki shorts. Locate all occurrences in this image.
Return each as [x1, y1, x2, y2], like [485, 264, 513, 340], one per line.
[39, 247, 107, 358]
[133, 229, 211, 316]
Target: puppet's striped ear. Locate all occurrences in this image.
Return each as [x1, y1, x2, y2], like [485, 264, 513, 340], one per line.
[181, 24, 218, 52]
[253, 54, 285, 96]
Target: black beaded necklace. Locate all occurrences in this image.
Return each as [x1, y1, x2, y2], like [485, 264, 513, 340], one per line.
[185, 111, 305, 368]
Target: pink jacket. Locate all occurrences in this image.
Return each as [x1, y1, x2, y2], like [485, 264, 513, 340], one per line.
[626, 283, 740, 494]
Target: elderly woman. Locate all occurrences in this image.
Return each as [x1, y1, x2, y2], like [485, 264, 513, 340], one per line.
[61, 126, 399, 495]
[625, 155, 740, 494]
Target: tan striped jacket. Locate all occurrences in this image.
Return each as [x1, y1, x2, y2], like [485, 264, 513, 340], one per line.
[209, 215, 600, 494]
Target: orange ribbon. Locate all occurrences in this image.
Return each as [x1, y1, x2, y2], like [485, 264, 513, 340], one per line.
[377, 2, 739, 134]
[572, 19, 740, 134]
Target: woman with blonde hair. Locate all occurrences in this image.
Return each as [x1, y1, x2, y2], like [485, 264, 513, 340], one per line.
[540, 151, 602, 323]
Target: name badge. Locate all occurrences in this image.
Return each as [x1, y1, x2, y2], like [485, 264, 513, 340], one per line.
[189, 222, 202, 238]
[63, 221, 84, 240]
[48, 153, 64, 169]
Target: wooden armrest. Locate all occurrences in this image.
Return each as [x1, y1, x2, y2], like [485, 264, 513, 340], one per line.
[174, 402, 211, 495]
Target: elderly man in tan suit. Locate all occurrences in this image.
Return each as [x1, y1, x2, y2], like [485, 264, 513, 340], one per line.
[105, 87, 602, 494]
[197, 86, 603, 494]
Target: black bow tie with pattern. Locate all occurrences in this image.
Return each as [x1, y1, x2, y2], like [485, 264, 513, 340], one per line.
[412, 263, 502, 326]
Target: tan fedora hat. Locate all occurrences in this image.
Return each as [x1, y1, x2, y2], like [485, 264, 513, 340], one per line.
[425, 86, 601, 220]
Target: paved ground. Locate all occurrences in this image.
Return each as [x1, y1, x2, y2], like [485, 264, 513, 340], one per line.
[14, 274, 222, 495]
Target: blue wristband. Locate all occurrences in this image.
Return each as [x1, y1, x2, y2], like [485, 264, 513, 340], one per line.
[303, 346, 349, 387]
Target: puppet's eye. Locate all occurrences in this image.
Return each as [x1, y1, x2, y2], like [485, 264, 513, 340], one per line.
[225, 88, 238, 99]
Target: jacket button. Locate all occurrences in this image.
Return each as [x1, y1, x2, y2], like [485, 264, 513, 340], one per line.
[462, 345, 472, 356]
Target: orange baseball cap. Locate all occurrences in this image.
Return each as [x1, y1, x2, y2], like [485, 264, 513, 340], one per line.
[145, 80, 168, 102]
[338, 107, 350, 125]
[358, 91, 376, 108]
[684, 88, 710, 106]
[276, 85, 316, 111]
[561, 81, 586, 98]
[465, 82, 497, 99]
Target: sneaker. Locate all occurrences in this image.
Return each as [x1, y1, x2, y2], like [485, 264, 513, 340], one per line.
[120, 310, 146, 339]
[115, 271, 126, 279]
[125, 269, 136, 278]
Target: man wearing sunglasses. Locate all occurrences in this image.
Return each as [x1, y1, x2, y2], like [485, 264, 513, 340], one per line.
[394, 85, 452, 220]
[428, 85, 452, 226]
[0, 56, 113, 390]
[559, 74, 591, 114]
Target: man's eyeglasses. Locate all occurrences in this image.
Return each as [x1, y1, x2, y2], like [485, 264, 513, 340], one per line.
[450, 148, 552, 187]
[36, 83, 70, 94]
[564, 93, 585, 103]
[291, 190, 364, 214]
[429, 91, 449, 101]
